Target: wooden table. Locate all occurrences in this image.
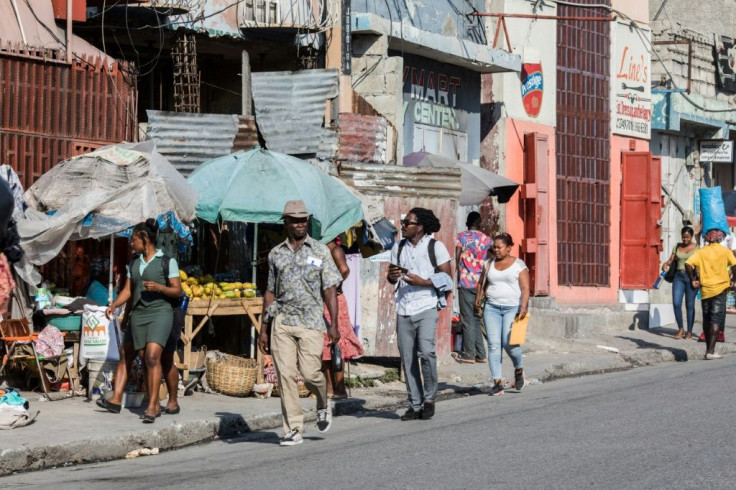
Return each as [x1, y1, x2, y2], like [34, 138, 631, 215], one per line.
[177, 297, 264, 383]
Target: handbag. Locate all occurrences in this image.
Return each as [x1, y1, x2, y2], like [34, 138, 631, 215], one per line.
[473, 259, 492, 317]
[331, 343, 343, 372]
[663, 258, 678, 283]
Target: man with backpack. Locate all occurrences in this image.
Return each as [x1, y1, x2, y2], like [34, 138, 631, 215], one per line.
[387, 208, 452, 421]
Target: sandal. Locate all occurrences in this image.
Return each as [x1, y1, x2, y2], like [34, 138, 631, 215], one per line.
[141, 413, 157, 423]
[96, 398, 121, 414]
[163, 405, 180, 415]
[674, 329, 685, 339]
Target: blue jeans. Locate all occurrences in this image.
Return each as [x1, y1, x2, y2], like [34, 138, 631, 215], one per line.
[483, 302, 523, 380]
[672, 270, 696, 333]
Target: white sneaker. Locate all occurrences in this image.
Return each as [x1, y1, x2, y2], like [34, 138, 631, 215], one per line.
[705, 353, 723, 360]
[280, 429, 303, 446]
[316, 407, 332, 433]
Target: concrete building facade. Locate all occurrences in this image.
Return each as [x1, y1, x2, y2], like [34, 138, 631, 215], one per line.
[649, 0, 736, 258]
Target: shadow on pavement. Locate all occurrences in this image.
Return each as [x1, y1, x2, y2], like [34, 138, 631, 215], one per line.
[214, 411, 249, 436]
[616, 336, 689, 361]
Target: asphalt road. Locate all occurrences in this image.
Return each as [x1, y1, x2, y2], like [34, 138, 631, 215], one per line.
[5, 357, 736, 489]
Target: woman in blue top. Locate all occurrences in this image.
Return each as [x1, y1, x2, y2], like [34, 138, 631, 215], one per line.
[99, 219, 182, 422]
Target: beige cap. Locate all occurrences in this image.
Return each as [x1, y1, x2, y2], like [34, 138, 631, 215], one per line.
[282, 200, 309, 218]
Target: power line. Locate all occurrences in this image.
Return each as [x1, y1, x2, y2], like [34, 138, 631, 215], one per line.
[537, 0, 736, 115]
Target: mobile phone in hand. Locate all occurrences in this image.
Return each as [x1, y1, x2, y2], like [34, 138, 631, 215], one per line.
[390, 263, 408, 274]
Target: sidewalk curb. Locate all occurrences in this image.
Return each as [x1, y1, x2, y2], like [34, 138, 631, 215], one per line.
[3, 343, 734, 476]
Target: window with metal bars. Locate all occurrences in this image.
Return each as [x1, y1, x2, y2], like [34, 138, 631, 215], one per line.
[555, 0, 611, 287]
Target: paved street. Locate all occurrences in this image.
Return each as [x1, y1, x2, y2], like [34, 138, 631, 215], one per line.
[5, 357, 736, 489]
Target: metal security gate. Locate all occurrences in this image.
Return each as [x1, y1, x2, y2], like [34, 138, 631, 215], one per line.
[0, 48, 137, 189]
[620, 152, 661, 289]
[556, 0, 611, 286]
[522, 132, 550, 295]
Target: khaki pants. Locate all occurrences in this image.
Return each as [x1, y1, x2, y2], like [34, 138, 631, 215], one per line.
[271, 315, 327, 435]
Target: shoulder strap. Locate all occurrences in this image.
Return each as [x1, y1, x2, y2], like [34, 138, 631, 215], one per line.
[161, 254, 171, 287]
[397, 239, 407, 265]
[428, 238, 438, 273]
[128, 256, 138, 279]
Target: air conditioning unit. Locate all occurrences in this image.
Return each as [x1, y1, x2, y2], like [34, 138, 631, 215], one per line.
[243, 0, 280, 27]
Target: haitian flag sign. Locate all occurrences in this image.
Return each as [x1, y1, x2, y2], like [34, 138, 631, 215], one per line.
[521, 63, 543, 118]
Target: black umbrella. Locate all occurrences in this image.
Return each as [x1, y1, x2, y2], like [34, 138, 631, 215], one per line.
[403, 152, 520, 204]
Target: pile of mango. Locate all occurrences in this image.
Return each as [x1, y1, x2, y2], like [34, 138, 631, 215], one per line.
[179, 271, 257, 300]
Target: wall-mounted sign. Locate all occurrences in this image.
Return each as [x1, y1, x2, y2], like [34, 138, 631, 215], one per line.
[520, 63, 543, 118]
[700, 140, 734, 163]
[611, 21, 651, 139]
[716, 35, 736, 93]
[397, 53, 480, 162]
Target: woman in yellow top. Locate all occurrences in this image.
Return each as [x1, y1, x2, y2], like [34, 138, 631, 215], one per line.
[685, 229, 736, 360]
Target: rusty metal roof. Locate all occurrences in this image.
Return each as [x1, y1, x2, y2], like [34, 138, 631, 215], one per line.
[340, 163, 462, 200]
[337, 113, 388, 164]
[251, 69, 339, 155]
[232, 116, 260, 152]
[146, 110, 239, 175]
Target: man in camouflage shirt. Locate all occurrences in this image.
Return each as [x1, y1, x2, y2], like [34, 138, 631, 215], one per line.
[259, 200, 341, 446]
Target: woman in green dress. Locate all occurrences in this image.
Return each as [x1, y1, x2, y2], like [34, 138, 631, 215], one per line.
[102, 219, 182, 422]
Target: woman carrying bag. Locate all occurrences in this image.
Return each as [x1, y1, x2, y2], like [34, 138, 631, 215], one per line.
[661, 226, 698, 340]
[100, 219, 182, 423]
[474, 233, 530, 397]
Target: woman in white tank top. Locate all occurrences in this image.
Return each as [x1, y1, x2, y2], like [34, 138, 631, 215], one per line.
[474, 233, 530, 396]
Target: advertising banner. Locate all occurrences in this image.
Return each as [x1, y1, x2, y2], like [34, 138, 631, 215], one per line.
[611, 21, 652, 139]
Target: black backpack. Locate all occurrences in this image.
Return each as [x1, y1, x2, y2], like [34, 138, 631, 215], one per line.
[396, 238, 439, 273]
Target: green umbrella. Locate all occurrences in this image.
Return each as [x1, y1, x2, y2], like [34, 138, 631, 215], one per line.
[188, 148, 364, 242]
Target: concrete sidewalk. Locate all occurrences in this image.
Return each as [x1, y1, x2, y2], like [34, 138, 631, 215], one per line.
[2, 323, 735, 476]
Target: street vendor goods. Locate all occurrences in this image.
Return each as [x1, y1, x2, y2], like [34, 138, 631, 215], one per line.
[79, 305, 120, 368]
[180, 272, 258, 300]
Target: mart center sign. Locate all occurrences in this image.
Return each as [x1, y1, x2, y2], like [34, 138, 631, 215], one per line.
[611, 21, 652, 139]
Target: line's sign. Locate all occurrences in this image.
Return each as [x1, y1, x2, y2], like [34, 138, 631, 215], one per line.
[611, 21, 651, 139]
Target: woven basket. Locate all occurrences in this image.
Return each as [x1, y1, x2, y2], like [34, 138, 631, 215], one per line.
[272, 380, 312, 398]
[206, 354, 258, 397]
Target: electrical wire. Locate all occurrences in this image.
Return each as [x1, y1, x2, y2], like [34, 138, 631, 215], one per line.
[19, 0, 137, 134]
[200, 79, 241, 96]
[533, 0, 736, 115]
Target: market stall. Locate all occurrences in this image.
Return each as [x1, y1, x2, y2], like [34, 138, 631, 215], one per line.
[179, 297, 264, 382]
[6, 141, 196, 397]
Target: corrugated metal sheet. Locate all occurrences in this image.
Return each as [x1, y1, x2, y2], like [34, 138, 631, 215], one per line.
[317, 128, 339, 160]
[251, 69, 339, 155]
[1, 52, 136, 189]
[337, 113, 387, 164]
[146, 110, 239, 175]
[232, 116, 259, 152]
[340, 163, 462, 200]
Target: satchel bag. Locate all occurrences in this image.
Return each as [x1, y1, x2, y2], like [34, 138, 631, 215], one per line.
[473, 259, 492, 317]
[663, 259, 678, 284]
[331, 343, 343, 372]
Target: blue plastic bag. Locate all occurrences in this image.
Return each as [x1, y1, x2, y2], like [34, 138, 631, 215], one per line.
[699, 186, 729, 234]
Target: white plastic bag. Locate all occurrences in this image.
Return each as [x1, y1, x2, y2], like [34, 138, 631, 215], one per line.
[79, 305, 120, 368]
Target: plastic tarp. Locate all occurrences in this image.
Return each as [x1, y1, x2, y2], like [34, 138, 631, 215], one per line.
[16, 141, 197, 274]
[699, 186, 729, 235]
